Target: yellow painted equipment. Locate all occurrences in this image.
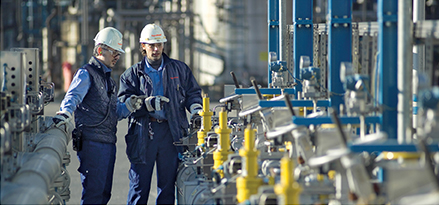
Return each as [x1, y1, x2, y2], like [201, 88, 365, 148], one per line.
[197, 95, 213, 146]
[236, 126, 263, 203]
[213, 109, 233, 177]
[275, 156, 302, 205]
[382, 152, 421, 160]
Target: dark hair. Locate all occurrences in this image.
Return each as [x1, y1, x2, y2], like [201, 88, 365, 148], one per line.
[139, 43, 147, 57]
[139, 43, 166, 57]
[93, 44, 110, 56]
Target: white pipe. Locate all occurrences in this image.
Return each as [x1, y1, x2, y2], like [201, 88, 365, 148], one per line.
[398, 0, 413, 143]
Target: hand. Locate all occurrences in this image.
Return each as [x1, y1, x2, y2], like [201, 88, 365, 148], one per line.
[125, 95, 145, 112]
[145, 96, 170, 112]
[190, 103, 202, 127]
[53, 110, 74, 132]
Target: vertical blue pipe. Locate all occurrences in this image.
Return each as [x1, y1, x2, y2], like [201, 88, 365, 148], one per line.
[293, 0, 313, 93]
[328, 0, 352, 113]
[268, 0, 279, 85]
[378, 0, 398, 139]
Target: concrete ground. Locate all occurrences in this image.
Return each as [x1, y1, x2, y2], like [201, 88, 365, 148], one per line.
[46, 94, 157, 205]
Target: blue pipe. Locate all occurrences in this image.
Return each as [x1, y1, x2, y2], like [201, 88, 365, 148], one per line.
[378, 0, 398, 139]
[268, 0, 280, 85]
[293, 0, 313, 93]
[328, 0, 352, 113]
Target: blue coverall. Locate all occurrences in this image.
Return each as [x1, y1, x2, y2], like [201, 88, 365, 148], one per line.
[118, 53, 202, 204]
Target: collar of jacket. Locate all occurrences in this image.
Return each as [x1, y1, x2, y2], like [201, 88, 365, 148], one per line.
[89, 56, 111, 75]
[136, 53, 171, 76]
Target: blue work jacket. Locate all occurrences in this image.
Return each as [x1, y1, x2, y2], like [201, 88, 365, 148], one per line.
[118, 53, 202, 163]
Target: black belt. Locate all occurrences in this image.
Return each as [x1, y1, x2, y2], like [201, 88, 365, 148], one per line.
[149, 117, 167, 123]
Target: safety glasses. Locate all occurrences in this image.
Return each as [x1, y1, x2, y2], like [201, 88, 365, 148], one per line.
[102, 47, 122, 57]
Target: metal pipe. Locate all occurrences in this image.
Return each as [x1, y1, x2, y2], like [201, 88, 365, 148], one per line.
[293, 0, 313, 93]
[1, 182, 48, 204]
[413, 0, 425, 72]
[412, 0, 425, 135]
[279, 0, 286, 61]
[0, 124, 71, 204]
[268, 0, 280, 86]
[378, 0, 398, 139]
[397, 0, 413, 143]
[328, 0, 352, 113]
[12, 153, 60, 192]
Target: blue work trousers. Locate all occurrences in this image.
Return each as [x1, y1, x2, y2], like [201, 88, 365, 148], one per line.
[77, 140, 116, 204]
[127, 121, 179, 204]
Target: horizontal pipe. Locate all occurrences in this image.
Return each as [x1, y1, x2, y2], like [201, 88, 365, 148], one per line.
[1, 182, 48, 204]
[1, 123, 71, 204]
[12, 153, 60, 192]
[34, 132, 68, 163]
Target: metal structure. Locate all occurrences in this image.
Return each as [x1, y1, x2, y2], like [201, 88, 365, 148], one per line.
[174, 0, 439, 204]
[3, 0, 439, 205]
[1, 48, 72, 204]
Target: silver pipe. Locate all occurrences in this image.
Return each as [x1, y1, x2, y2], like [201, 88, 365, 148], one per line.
[0, 124, 71, 204]
[33, 132, 68, 162]
[412, 0, 425, 134]
[413, 0, 425, 72]
[1, 182, 48, 204]
[397, 0, 413, 143]
[12, 153, 60, 192]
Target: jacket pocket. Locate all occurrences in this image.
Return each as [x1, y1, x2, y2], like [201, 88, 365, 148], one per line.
[125, 133, 145, 164]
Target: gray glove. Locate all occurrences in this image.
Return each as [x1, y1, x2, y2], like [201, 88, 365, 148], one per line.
[52, 110, 74, 132]
[145, 96, 170, 112]
[125, 95, 145, 112]
[53, 110, 73, 127]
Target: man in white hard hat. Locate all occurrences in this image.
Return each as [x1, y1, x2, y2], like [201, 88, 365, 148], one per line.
[53, 27, 144, 204]
[118, 24, 203, 204]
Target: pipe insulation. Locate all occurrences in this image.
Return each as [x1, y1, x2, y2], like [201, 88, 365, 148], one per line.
[0, 182, 48, 204]
[0, 123, 72, 204]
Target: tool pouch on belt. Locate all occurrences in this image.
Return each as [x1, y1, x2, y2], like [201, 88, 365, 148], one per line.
[72, 128, 83, 152]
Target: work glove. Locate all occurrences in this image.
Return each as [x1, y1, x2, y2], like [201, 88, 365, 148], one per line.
[190, 103, 203, 127]
[125, 95, 145, 112]
[52, 110, 74, 132]
[145, 96, 170, 112]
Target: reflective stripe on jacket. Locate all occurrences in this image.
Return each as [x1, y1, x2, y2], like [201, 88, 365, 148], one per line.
[118, 53, 202, 163]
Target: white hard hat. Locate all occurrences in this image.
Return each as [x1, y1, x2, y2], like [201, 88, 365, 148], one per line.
[139, 24, 167, 44]
[93, 27, 125, 53]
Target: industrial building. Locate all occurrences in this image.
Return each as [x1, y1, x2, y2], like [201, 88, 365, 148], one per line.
[2, 0, 439, 204]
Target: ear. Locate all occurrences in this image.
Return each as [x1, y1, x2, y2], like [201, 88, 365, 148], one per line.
[97, 47, 102, 55]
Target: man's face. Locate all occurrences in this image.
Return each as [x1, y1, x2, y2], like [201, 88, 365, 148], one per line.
[141, 43, 164, 61]
[97, 47, 121, 68]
